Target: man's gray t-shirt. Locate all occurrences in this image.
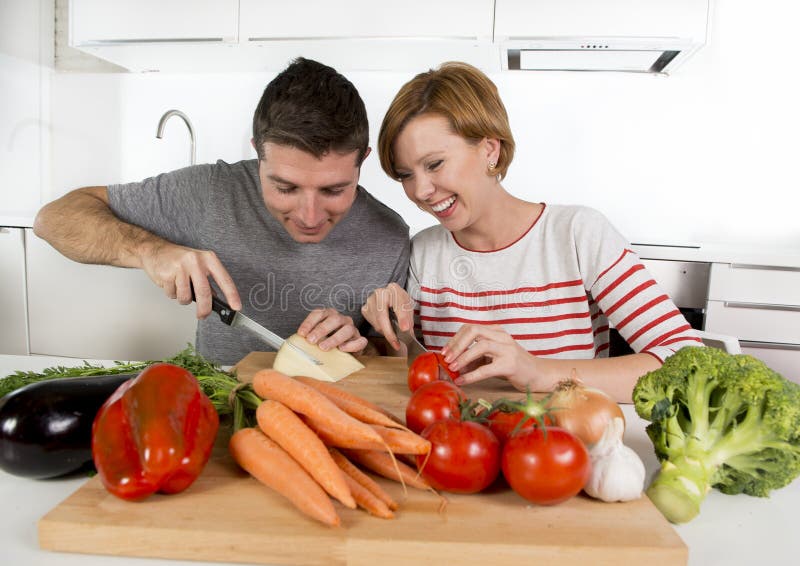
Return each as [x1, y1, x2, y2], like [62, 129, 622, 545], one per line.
[108, 159, 410, 365]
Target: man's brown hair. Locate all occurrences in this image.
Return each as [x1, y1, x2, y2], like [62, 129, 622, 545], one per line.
[253, 58, 369, 165]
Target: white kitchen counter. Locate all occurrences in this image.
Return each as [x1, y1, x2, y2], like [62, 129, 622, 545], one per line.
[1, 354, 798, 566]
[632, 241, 800, 269]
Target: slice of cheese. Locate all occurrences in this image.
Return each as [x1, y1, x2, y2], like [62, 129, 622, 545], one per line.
[272, 334, 365, 382]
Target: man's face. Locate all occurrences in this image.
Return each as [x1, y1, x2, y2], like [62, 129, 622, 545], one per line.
[257, 142, 365, 243]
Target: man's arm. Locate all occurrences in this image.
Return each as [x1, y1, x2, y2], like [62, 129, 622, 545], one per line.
[33, 186, 241, 316]
[33, 186, 161, 268]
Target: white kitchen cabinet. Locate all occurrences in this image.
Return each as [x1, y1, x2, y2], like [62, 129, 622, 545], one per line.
[68, 0, 240, 72]
[66, 0, 498, 72]
[495, 0, 707, 41]
[25, 230, 196, 361]
[0, 228, 29, 355]
[240, 0, 496, 71]
[240, 0, 493, 40]
[635, 246, 800, 383]
[641, 259, 710, 309]
[70, 0, 239, 43]
[705, 263, 800, 382]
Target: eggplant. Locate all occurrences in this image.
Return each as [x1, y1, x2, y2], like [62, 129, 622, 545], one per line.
[0, 373, 137, 479]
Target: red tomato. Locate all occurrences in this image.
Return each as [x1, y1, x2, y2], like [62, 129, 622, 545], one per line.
[487, 410, 551, 446]
[405, 380, 465, 434]
[407, 352, 459, 393]
[501, 427, 591, 506]
[415, 419, 500, 494]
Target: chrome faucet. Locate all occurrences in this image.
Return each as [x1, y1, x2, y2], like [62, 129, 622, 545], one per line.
[156, 109, 196, 165]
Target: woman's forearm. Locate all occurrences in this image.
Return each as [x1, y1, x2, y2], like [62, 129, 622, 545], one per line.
[531, 353, 661, 404]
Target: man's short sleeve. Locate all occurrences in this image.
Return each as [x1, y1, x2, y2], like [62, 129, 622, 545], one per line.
[107, 164, 214, 247]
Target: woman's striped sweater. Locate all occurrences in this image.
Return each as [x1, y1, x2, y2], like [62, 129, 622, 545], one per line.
[406, 204, 701, 363]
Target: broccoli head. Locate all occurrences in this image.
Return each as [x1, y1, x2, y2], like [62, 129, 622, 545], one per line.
[633, 346, 800, 523]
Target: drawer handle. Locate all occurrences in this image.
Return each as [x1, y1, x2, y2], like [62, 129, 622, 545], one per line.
[730, 263, 800, 273]
[740, 340, 800, 351]
[723, 301, 800, 313]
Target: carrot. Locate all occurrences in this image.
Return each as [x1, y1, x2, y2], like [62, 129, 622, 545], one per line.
[301, 414, 385, 451]
[329, 448, 398, 511]
[371, 425, 431, 455]
[229, 428, 340, 527]
[256, 399, 355, 509]
[340, 467, 395, 519]
[305, 418, 430, 455]
[294, 376, 405, 428]
[342, 449, 432, 491]
[253, 369, 385, 448]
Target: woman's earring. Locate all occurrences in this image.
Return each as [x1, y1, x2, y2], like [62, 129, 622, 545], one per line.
[487, 161, 497, 173]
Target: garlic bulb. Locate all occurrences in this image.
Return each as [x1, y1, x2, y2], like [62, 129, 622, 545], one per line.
[584, 417, 645, 502]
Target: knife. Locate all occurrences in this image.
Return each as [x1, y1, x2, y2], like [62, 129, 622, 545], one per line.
[200, 292, 322, 366]
[389, 312, 429, 367]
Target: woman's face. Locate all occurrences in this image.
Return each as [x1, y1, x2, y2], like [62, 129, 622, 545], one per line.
[392, 113, 498, 233]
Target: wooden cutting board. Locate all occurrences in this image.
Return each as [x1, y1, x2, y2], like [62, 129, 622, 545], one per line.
[38, 353, 687, 566]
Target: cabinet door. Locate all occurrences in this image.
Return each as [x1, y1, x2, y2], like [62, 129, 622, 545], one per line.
[241, 0, 493, 40]
[494, 0, 707, 40]
[70, 0, 239, 44]
[25, 230, 196, 361]
[239, 0, 497, 72]
[641, 259, 710, 309]
[707, 263, 800, 306]
[0, 228, 29, 355]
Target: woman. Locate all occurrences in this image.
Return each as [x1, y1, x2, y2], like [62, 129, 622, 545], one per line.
[362, 62, 701, 402]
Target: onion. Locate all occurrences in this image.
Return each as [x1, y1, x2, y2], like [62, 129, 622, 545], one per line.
[546, 379, 624, 447]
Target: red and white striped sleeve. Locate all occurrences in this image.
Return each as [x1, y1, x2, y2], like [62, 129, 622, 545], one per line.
[590, 249, 703, 363]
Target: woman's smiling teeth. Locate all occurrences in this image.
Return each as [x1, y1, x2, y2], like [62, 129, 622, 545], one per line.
[430, 196, 456, 213]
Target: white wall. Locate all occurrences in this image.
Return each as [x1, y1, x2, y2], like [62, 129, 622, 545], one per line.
[0, 0, 52, 215]
[47, 0, 800, 249]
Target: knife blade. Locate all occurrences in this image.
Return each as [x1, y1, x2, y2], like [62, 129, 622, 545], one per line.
[204, 294, 322, 366]
[389, 312, 428, 367]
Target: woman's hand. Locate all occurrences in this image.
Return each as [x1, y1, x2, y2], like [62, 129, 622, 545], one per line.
[297, 308, 368, 353]
[442, 324, 543, 392]
[361, 283, 414, 351]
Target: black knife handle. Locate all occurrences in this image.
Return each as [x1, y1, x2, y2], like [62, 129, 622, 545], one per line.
[190, 283, 236, 325]
[210, 295, 236, 325]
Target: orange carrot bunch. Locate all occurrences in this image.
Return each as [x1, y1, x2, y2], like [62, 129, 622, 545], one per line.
[228, 369, 433, 527]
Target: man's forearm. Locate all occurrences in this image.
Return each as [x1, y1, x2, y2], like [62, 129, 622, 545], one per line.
[33, 186, 164, 268]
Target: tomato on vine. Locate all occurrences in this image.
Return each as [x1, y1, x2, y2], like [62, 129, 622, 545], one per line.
[486, 409, 551, 447]
[416, 418, 500, 494]
[484, 390, 553, 446]
[501, 426, 591, 506]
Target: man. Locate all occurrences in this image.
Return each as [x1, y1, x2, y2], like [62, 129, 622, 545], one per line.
[33, 58, 410, 365]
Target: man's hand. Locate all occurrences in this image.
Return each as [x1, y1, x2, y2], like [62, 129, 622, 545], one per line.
[140, 242, 241, 318]
[297, 308, 368, 353]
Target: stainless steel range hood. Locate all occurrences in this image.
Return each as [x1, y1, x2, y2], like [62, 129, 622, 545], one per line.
[496, 0, 710, 74]
[505, 39, 692, 73]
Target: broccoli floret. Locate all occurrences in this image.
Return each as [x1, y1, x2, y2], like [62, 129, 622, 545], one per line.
[633, 346, 800, 523]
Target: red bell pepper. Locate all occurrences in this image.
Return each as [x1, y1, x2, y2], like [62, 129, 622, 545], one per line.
[91, 362, 219, 501]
